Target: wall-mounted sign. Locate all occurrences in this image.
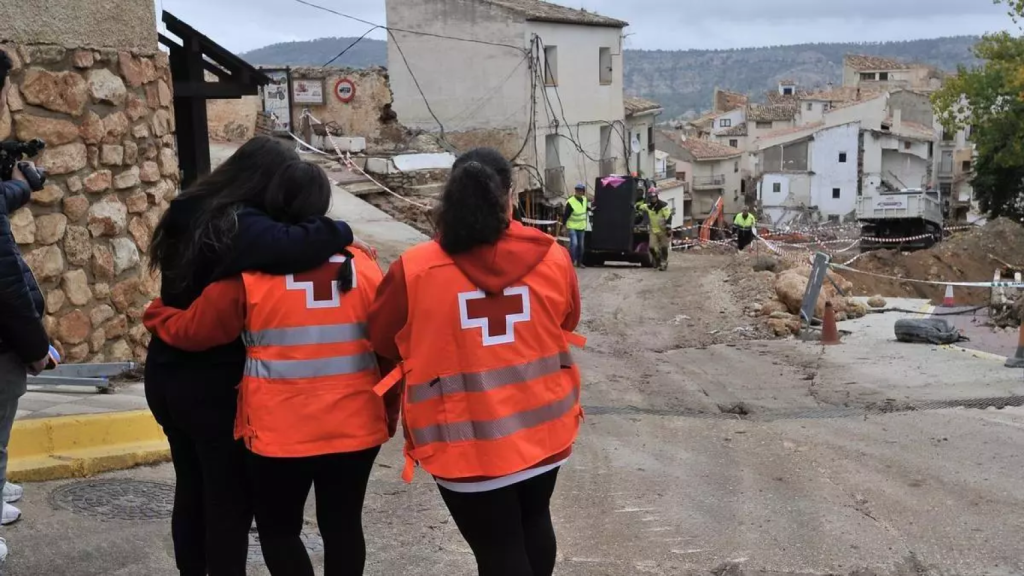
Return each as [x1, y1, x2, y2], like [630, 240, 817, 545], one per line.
[334, 78, 356, 103]
[292, 78, 326, 105]
[260, 69, 291, 133]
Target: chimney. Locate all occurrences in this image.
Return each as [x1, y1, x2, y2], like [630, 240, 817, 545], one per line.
[826, 81, 833, 90]
[893, 109, 902, 129]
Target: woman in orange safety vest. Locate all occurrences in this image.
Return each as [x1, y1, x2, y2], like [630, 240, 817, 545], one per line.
[368, 147, 584, 576]
[144, 161, 397, 576]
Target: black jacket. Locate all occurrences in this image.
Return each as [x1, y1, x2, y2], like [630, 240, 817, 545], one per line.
[146, 194, 356, 369]
[0, 179, 48, 363]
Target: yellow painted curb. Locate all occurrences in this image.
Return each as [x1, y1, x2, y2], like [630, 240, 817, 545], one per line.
[8, 410, 169, 482]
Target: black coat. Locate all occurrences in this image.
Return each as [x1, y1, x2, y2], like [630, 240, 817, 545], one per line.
[144, 194, 355, 436]
[0, 179, 48, 363]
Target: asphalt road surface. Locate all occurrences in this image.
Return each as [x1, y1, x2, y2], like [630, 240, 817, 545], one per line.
[6, 254, 1024, 576]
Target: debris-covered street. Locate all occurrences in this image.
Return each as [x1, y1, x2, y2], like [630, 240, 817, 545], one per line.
[8, 214, 1024, 574]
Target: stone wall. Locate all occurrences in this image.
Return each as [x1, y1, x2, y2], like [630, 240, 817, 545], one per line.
[2, 43, 176, 363]
[207, 95, 261, 142]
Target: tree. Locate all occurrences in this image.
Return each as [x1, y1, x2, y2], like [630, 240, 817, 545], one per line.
[933, 1, 1024, 219]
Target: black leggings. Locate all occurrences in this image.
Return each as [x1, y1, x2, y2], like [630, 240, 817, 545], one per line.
[438, 468, 560, 576]
[247, 446, 381, 576]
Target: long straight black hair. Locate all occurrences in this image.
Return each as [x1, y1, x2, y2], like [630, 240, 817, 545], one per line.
[149, 136, 300, 290]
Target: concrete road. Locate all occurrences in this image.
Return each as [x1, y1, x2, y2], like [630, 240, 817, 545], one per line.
[8, 249, 1024, 575]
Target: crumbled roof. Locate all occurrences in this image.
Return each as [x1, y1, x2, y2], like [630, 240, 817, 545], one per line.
[485, 0, 628, 27]
[884, 119, 937, 141]
[624, 96, 662, 116]
[678, 137, 742, 160]
[757, 122, 824, 144]
[845, 54, 916, 71]
[766, 91, 799, 106]
[718, 123, 748, 137]
[714, 88, 748, 113]
[655, 129, 690, 160]
[687, 113, 716, 132]
[748, 104, 798, 122]
[800, 86, 879, 102]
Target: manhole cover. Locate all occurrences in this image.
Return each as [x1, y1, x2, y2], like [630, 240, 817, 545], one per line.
[50, 479, 175, 521]
[247, 526, 323, 564]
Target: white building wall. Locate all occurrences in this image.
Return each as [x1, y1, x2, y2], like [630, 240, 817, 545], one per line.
[797, 100, 828, 126]
[810, 123, 860, 219]
[626, 111, 659, 178]
[711, 108, 746, 136]
[530, 20, 626, 190]
[758, 173, 812, 226]
[825, 96, 888, 129]
[386, 0, 530, 132]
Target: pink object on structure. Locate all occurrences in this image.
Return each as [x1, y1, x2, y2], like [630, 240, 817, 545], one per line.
[601, 176, 626, 188]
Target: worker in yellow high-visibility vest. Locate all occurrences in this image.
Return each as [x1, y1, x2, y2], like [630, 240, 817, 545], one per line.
[561, 183, 591, 268]
[733, 207, 757, 251]
[635, 187, 674, 271]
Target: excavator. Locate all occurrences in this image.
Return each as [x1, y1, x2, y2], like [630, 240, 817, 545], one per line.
[699, 197, 724, 243]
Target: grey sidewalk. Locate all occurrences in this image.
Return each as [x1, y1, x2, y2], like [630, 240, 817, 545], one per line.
[15, 383, 149, 421]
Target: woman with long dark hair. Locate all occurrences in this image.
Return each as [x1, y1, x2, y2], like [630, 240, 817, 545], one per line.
[369, 147, 584, 576]
[145, 160, 397, 576]
[146, 137, 366, 576]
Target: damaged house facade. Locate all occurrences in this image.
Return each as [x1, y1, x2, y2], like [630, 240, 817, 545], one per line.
[385, 0, 629, 205]
[754, 90, 940, 226]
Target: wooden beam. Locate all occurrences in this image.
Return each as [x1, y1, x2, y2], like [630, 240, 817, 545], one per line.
[172, 81, 260, 98]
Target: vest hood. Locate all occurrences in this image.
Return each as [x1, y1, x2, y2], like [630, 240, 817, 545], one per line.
[448, 221, 555, 295]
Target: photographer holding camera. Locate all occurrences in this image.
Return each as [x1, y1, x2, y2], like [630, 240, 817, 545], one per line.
[0, 48, 51, 563]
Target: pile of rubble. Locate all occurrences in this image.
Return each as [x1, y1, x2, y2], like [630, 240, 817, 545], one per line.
[993, 294, 1023, 328]
[843, 218, 1024, 305]
[729, 254, 869, 337]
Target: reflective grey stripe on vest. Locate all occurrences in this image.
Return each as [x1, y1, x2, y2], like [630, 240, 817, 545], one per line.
[407, 351, 574, 405]
[410, 387, 579, 446]
[242, 323, 367, 347]
[243, 353, 377, 380]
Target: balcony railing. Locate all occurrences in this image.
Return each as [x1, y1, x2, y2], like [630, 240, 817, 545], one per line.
[599, 158, 617, 177]
[545, 167, 565, 196]
[692, 174, 726, 189]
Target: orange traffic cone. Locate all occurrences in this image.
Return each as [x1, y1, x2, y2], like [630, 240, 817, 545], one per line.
[821, 301, 841, 345]
[942, 285, 955, 307]
[1007, 323, 1024, 368]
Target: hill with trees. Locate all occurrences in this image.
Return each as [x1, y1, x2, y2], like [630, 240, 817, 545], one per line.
[241, 35, 982, 119]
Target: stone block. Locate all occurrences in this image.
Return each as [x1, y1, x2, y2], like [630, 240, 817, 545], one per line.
[66, 176, 82, 193]
[72, 50, 95, 69]
[100, 144, 124, 166]
[63, 195, 90, 221]
[152, 109, 173, 137]
[139, 161, 160, 183]
[61, 269, 92, 306]
[87, 68, 127, 106]
[39, 142, 88, 175]
[92, 243, 115, 280]
[111, 237, 140, 275]
[126, 94, 148, 122]
[104, 315, 127, 338]
[35, 213, 67, 245]
[88, 197, 127, 237]
[46, 288, 65, 314]
[126, 190, 148, 214]
[57, 310, 91, 345]
[123, 140, 139, 165]
[64, 225, 91, 265]
[158, 147, 178, 177]
[79, 111, 104, 145]
[128, 217, 150, 252]
[114, 166, 140, 189]
[21, 69, 88, 116]
[84, 170, 112, 193]
[31, 184, 64, 207]
[118, 52, 158, 88]
[24, 245, 64, 281]
[111, 279, 140, 312]
[102, 112, 130, 143]
[9, 207, 34, 244]
[14, 114, 80, 146]
[90, 304, 115, 328]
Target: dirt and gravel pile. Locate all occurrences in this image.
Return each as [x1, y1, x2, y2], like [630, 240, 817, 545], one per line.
[727, 253, 868, 337]
[993, 294, 1024, 328]
[843, 218, 1024, 305]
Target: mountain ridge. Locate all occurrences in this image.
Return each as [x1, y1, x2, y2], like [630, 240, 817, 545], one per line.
[240, 35, 982, 119]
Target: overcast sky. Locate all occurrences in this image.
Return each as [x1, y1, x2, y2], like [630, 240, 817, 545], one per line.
[157, 0, 1017, 53]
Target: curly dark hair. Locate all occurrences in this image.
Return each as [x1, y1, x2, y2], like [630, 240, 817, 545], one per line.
[435, 148, 512, 255]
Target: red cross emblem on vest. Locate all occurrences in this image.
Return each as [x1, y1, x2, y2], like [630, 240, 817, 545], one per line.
[286, 254, 354, 309]
[458, 286, 531, 346]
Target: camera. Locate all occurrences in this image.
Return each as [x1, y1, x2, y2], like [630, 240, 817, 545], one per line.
[0, 138, 47, 192]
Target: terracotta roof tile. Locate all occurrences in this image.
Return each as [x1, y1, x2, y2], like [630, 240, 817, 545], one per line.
[624, 96, 662, 116]
[844, 54, 915, 71]
[678, 137, 742, 160]
[748, 103, 798, 122]
[766, 91, 798, 106]
[485, 0, 627, 27]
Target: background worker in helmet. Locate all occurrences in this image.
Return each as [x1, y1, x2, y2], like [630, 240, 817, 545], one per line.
[733, 207, 757, 251]
[561, 182, 591, 268]
[369, 147, 583, 576]
[143, 161, 395, 576]
[635, 186, 674, 271]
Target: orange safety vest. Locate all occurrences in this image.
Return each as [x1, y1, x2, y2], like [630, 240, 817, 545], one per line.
[375, 241, 585, 483]
[237, 250, 389, 458]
